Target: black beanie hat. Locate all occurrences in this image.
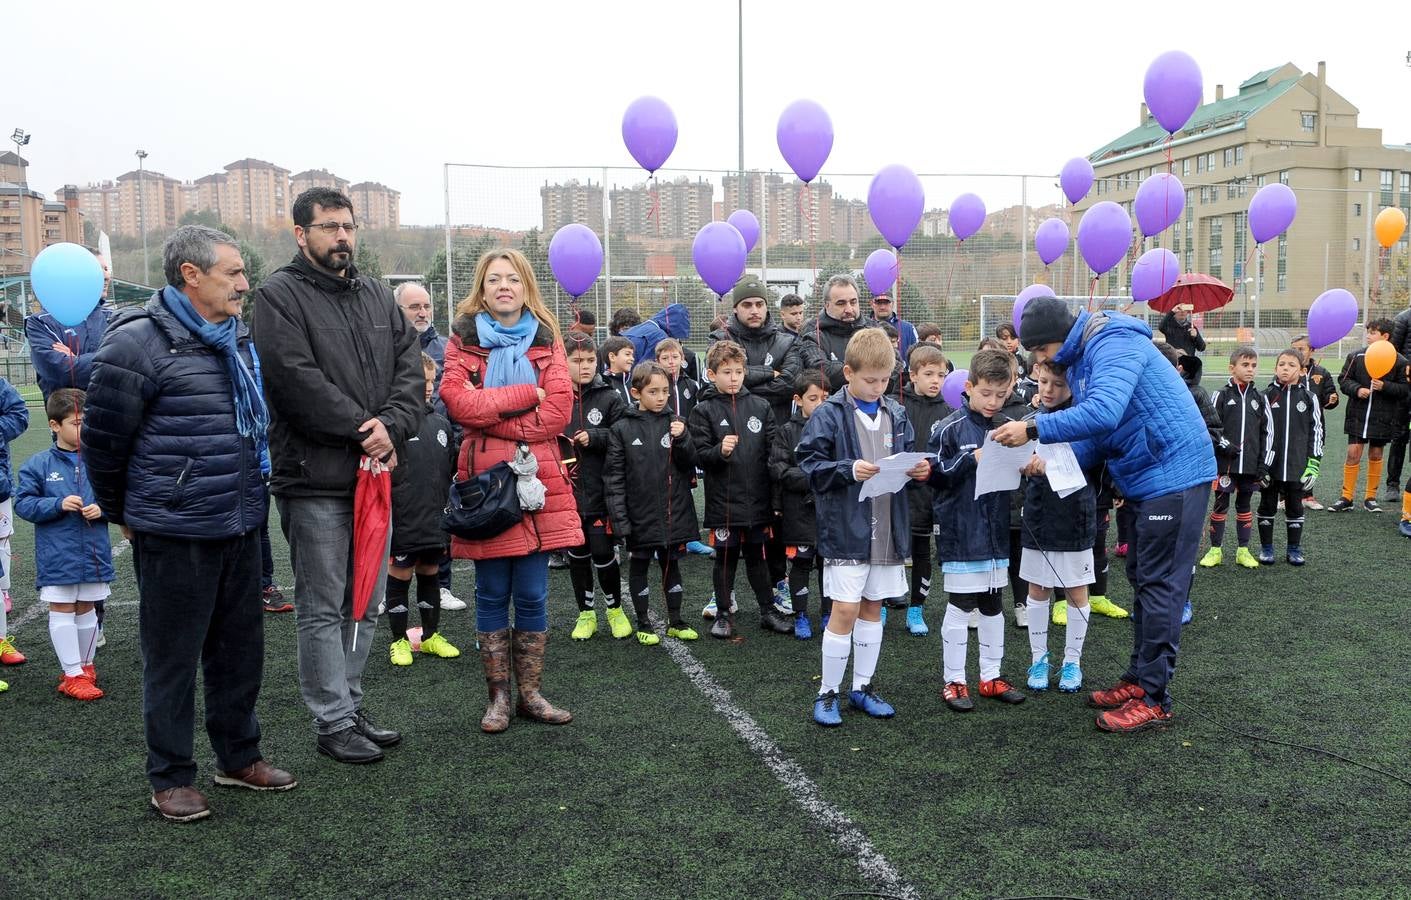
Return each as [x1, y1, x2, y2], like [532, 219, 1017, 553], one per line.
[1020, 297, 1077, 350]
[731, 275, 769, 307]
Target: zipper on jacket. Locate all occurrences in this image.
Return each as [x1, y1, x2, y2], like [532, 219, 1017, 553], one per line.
[1236, 382, 1248, 472]
[1282, 387, 1291, 481]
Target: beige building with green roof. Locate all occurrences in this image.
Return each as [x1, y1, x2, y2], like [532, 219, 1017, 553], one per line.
[1077, 62, 1411, 321]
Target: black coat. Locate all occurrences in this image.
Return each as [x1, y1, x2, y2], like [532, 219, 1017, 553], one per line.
[688, 385, 775, 529]
[253, 254, 424, 498]
[927, 405, 1012, 564]
[1158, 311, 1207, 356]
[1211, 379, 1274, 477]
[668, 374, 700, 420]
[604, 407, 698, 548]
[1179, 354, 1224, 451]
[1391, 307, 1411, 360]
[708, 314, 803, 423]
[1338, 348, 1410, 442]
[798, 311, 865, 392]
[1020, 405, 1096, 553]
[901, 385, 953, 535]
[1302, 363, 1339, 412]
[563, 375, 626, 518]
[769, 413, 816, 545]
[390, 405, 455, 554]
[1263, 381, 1324, 482]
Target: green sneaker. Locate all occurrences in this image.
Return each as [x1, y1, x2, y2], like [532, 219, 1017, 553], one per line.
[1198, 546, 1223, 568]
[1087, 595, 1129, 618]
[1051, 599, 1067, 626]
[636, 630, 661, 646]
[571, 610, 598, 641]
[1234, 546, 1260, 569]
[420, 632, 461, 658]
[389, 638, 413, 667]
[605, 606, 633, 640]
[667, 625, 699, 641]
[0, 678, 9, 692]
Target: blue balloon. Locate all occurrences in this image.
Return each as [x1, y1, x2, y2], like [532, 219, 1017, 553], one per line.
[31, 242, 103, 326]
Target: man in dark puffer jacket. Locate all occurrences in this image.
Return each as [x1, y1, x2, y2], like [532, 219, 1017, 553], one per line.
[84, 225, 295, 822]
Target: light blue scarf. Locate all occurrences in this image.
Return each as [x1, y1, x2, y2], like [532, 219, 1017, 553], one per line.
[475, 311, 538, 387]
[161, 286, 269, 439]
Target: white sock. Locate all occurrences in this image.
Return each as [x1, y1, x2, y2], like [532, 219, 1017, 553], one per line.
[820, 628, 852, 695]
[941, 604, 969, 684]
[978, 612, 1005, 682]
[75, 610, 99, 665]
[49, 611, 82, 677]
[0, 590, 7, 638]
[1026, 598, 1050, 663]
[850, 618, 884, 691]
[1064, 603, 1091, 665]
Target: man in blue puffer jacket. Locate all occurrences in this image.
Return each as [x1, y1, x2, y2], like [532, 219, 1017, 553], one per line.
[993, 297, 1215, 734]
[83, 225, 295, 822]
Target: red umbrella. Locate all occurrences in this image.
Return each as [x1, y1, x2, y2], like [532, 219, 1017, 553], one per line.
[1148, 272, 1234, 314]
[351, 455, 392, 650]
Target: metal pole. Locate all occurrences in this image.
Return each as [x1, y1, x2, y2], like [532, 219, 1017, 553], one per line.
[442, 163, 454, 328]
[737, 0, 744, 180]
[1254, 248, 1262, 355]
[11, 132, 27, 311]
[1019, 176, 1028, 288]
[602, 166, 612, 337]
[1363, 190, 1374, 325]
[136, 149, 149, 286]
[760, 172, 768, 282]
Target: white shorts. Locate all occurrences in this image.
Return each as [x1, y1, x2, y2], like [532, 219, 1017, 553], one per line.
[40, 583, 112, 604]
[1018, 547, 1095, 589]
[823, 563, 907, 604]
[942, 565, 1009, 594]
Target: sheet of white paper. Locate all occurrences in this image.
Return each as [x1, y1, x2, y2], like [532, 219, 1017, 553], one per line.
[973, 435, 1036, 499]
[1036, 441, 1087, 497]
[857, 452, 933, 501]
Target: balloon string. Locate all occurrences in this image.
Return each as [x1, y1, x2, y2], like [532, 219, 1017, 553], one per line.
[1088, 276, 1098, 313]
[798, 183, 818, 282]
[943, 241, 962, 306]
[895, 248, 904, 402]
[647, 175, 660, 239]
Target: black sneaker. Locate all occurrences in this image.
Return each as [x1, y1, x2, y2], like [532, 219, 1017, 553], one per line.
[1327, 498, 1354, 512]
[1364, 499, 1383, 513]
[710, 613, 735, 639]
[758, 608, 794, 634]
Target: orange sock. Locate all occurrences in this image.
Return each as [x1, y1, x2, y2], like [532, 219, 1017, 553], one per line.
[1342, 462, 1359, 501]
[1367, 458, 1385, 500]
[1401, 491, 1411, 521]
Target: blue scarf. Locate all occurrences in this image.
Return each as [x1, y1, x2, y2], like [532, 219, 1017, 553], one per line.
[161, 286, 269, 439]
[475, 311, 538, 388]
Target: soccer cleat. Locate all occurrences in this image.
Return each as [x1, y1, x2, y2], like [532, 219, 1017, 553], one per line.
[978, 678, 1026, 704]
[848, 682, 896, 718]
[710, 613, 735, 639]
[1401, 520, 1411, 538]
[1181, 600, 1193, 625]
[1198, 546, 1223, 568]
[813, 690, 843, 727]
[1286, 546, 1305, 566]
[419, 632, 460, 658]
[547, 552, 569, 569]
[772, 580, 794, 615]
[0, 679, 7, 692]
[1087, 595, 1128, 618]
[439, 588, 467, 611]
[667, 625, 699, 641]
[57, 673, 103, 701]
[1114, 542, 1129, 558]
[605, 606, 634, 640]
[1052, 600, 1067, 626]
[636, 630, 660, 646]
[942, 682, 974, 712]
[685, 540, 715, 557]
[702, 596, 717, 620]
[1256, 545, 1276, 565]
[1088, 679, 1145, 709]
[82, 663, 96, 684]
[0, 636, 26, 666]
[571, 610, 598, 641]
[759, 608, 794, 634]
[1303, 496, 1325, 511]
[794, 615, 814, 640]
[1026, 653, 1050, 691]
[1013, 603, 1028, 628]
[389, 638, 414, 667]
[1327, 497, 1354, 512]
[1364, 499, 1382, 513]
[967, 609, 979, 629]
[1235, 547, 1259, 569]
[1096, 697, 1172, 733]
[1058, 661, 1083, 693]
[905, 606, 928, 635]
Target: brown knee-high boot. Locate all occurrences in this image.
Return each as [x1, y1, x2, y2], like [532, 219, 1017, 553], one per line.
[478, 629, 512, 733]
[511, 629, 572, 724]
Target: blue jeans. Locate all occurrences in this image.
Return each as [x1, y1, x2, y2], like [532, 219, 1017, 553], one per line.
[473, 552, 548, 632]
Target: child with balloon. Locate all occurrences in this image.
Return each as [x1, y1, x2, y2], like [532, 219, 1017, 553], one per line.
[1330, 321, 1409, 513]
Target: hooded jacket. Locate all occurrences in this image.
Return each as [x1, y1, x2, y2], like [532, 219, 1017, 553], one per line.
[1033, 310, 1217, 501]
[603, 406, 699, 548]
[563, 374, 626, 518]
[390, 404, 456, 555]
[0, 379, 28, 502]
[798, 311, 866, 392]
[1263, 380, 1324, 482]
[707, 312, 803, 424]
[1338, 347, 1410, 442]
[687, 384, 775, 529]
[900, 384, 953, 535]
[769, 411, 817, 546]
[651, 304, 704, 384]
[1211, 378, 1275, 478]
[926, 405, 1011, 563]
[15, 446, 115, 588]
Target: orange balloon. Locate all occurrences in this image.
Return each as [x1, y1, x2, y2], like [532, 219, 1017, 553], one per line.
[1375, 207, 1408, 250]
[1366, 339, 1396, 380]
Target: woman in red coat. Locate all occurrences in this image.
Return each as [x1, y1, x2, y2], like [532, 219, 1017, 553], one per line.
[440, 248, 583, 734]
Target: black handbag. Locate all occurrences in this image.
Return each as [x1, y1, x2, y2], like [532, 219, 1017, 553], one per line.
[443, 440, 524, 541]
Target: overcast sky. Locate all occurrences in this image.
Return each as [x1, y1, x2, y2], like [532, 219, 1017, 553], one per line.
[10, 0, 1409, 227]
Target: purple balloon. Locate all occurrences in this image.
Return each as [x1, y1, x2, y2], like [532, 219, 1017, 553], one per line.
[1133, 173, 1186, 237]
[1013, 284, 1057, 334]
[777, 99, 834, 183]
[1249, 182, 1297, 244]
[942, 369, 969, 410]
[1143, 50, 1203, 134]
[863, 248, 898, 297]
[1077, 201, 1134, 276]
[547, 224, 603, 299]
[1307, 288, 1358, 350]
[868, 164, 925, 249]
[950, 193, 987, 242]
[692, 222, 748, 297]
[1060, 157, 1094, 206]
[1130, 248, 1180, 302]
[622, 96, 677, 174]
[727, 209, 760, 252]
[1034, 218, 1070, 266]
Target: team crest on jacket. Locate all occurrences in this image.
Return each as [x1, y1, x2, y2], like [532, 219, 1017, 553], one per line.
[764, 352, 774, 366]
[1218, 475, 1231, 490]
[1312, 374, 1323, 384]
[587, 408, 603, 425]
[715, 528, 730, 541]
[436, 429, 448, 447]
[1296, 400, 1307, 412]
[1249, 400, 1259, 410]
[747, 416, 762, 433]
[660, 433, 672, 448]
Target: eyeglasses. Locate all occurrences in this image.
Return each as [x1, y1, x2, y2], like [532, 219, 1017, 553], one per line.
[305, 222, 359, 234]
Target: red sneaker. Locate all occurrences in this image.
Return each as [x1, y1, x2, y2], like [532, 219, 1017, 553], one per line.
[0, 636, 26, 666]
[1088, 679, 1145, 709]
[978, 678, 1026, 704]
[57, 674, 104, 701]
[1096, 697, 1172, 732]
[262, 586, 293, 613]
[942, 682, 974, 712]
[82, 663, 97, 684]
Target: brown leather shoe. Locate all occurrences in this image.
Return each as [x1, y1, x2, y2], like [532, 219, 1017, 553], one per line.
[214, 759, 298, 791]
[150, 786, 211, 822]
[478, 629, 512, 733]
[511, 629, 572, 725]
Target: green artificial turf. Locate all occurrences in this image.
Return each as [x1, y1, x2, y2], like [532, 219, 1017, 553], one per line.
[4, 393, 1409, 899]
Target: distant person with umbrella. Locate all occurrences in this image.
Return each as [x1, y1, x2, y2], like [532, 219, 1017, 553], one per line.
[1158, 303, 1206, 356]
[254, 188, 424, 765]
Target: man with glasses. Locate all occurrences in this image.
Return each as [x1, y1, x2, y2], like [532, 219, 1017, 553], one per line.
[254, 188, 424, 765]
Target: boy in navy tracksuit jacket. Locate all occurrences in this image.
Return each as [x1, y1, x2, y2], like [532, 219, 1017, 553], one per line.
[927, 349, 1027, 712]
[770, 371, 831, 640]
[15, 389, 114, 701]
[0, 375, 30, 677]
[898, 343, 952, 636]
[1200, 347, 1273, 570]
[1257, 349, 1324, 565]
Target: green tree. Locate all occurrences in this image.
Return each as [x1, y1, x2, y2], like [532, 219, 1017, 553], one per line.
[355, 241, 384, 283]
[520, 228, 552, 291]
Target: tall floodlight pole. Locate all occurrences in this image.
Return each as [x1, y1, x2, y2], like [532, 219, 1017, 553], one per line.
[136, 149, 149, 285]
[11, 128, 31, 309]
